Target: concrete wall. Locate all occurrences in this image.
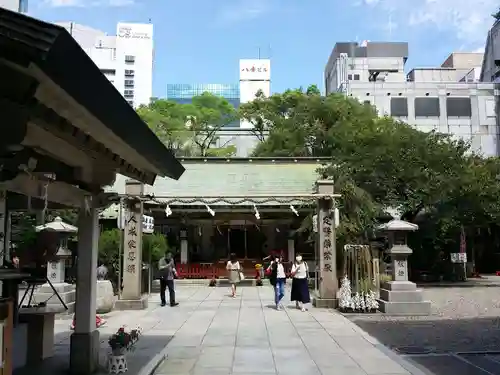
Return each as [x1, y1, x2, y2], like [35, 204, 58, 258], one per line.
[481, 21, 500, 83]
[214, 129, 260, 156]
[441, 52, 484, 69]
[348, 81, 498, 156]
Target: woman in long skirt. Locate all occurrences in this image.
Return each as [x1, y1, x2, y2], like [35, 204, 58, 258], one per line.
[226, 253, 241, 298]
[290, 254, 310, 311]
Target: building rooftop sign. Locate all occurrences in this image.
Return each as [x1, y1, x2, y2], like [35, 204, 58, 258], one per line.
[117, 25, 151, 40]
[239, 59, 271, 81]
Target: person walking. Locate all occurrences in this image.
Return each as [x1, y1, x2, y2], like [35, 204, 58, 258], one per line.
[226, 253, 242, 298]
[158, 251, 179, 307]
[290, 254, 310, 311]
[267, 254, 286, 310]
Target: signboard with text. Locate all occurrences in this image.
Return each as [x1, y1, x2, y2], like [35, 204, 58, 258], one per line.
[118, 213, 154, 234]
[117, 23, 152, 40]
[239, 59, 271, 81]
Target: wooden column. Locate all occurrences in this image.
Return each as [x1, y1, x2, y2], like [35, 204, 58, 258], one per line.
[244, 224, 247, 259]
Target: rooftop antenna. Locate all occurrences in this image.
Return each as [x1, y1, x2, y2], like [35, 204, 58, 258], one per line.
[258, 46, 261, 59]
[148, 18, 152, 23]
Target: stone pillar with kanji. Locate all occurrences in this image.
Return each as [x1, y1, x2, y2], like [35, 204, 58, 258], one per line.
[116, 179, 148, 309]
[313, 180, 338, 308]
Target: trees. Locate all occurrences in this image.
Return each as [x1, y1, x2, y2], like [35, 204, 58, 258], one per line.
[137, 93, 238, 157]
[244, 86, 500, 269]
[187, 93, 238, 156]
[137, 99, 194, 156]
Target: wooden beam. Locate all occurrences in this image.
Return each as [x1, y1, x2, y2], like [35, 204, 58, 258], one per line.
[0, 174, 86, 208]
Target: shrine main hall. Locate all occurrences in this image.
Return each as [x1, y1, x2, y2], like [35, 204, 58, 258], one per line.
[104, 157, 332, 272]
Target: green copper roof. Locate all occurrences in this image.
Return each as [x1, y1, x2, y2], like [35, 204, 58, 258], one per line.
[106, 158, 327, 206]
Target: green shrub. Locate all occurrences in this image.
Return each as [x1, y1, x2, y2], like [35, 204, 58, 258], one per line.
[379, 273, 392, 286]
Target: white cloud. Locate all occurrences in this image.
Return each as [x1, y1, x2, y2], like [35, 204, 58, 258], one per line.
[44, 0, 134, 6]
[215, 0, 272, 25]
[360, 0, 498, 46]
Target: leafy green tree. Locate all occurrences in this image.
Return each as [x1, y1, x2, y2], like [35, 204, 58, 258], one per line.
[142, 232, 169, 264]
[245, 86, 500, 270]
[186, 92, 238, 156]
[138, 93, 238, 157]
[137, 99, 195, 156]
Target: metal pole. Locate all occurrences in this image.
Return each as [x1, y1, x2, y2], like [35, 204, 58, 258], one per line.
[117, 199, 123, 300]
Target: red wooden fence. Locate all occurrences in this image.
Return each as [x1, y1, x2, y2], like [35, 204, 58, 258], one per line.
[175, 263, 292, 279]
[176, 264, 221, 279]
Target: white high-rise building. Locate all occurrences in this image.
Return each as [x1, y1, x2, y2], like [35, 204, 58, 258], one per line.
[239, 59, 271, 129]
[324, 42, 498, 156]
[57, 22, 153, 108]
[0, 0, 27, 12]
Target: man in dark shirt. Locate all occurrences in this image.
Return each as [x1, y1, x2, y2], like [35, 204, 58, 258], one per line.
[158, 252, 179, 307]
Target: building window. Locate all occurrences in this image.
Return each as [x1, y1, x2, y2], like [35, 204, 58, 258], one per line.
[124, 90, 134, 98]
[124, 79, 134, 88]
[414, 97, 440, 117]
[353, 74, 360, 80]
[127, 100, 134, 106]
[100, 69, 115, 76]
[124, 70, 135, 77]
[348, 74, 353, 80]
[125, 55, 135, 64]
[390, 97, 408, 117]
[446, 97, 472, 117]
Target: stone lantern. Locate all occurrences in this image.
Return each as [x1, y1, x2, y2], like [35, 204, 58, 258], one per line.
[377, 218, 431, 315]
[35, 217, 77, 311]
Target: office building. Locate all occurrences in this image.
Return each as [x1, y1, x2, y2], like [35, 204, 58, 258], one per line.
[479, 20, 500, 156]
[480, 20, 500, 83]
[57, 22, 153, 108]
[0, 0, 27, 12]
[239, 59, 271, 129]
[167, 83, 239, 107]
[166, 83, 240, 128]
[325, 41, 498, 156]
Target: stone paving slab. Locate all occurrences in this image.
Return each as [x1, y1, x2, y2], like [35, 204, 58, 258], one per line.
[151, 286, 424, 375]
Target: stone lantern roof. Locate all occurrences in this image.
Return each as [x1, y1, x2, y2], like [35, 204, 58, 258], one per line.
[35, 217, 78, 233]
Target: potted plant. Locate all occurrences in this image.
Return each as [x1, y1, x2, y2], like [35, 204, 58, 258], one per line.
[108, 326, 141, 373]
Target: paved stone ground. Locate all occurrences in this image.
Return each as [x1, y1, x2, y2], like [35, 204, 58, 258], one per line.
[348, 285, 500, 375]
[154, 285, 422, 375]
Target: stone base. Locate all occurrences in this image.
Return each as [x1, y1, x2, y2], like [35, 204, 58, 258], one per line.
[313, 297, 338, 308]
[69, 330, 100, 375]
[19, 312, 56, 364]
[31, 283, 76, 313]
[377, 281, 431, 315]
[96, 280, 116, 314]
[114, 294, 149, 310]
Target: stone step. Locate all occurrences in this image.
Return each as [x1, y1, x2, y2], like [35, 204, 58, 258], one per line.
[379, 288, 424, 303]
[377, 299, 431, 315]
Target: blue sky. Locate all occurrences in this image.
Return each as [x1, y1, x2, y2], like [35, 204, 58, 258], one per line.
[30, 0, 498, 98]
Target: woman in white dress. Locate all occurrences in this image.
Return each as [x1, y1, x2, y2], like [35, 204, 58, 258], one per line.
[226, 253, 241, 298]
